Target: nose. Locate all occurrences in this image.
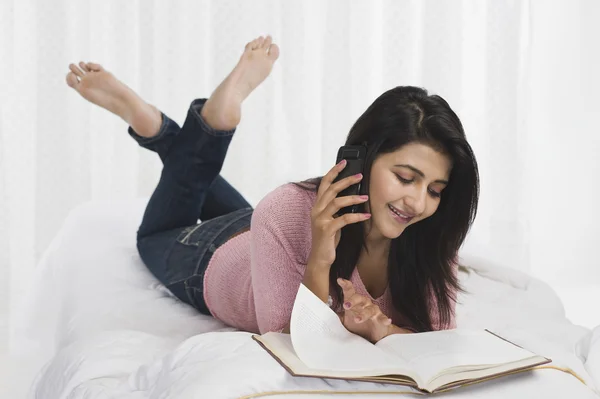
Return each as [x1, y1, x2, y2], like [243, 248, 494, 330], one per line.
[404, 186, 427, 216]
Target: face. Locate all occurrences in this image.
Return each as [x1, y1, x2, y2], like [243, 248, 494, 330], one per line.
[365, 142, 452, 242]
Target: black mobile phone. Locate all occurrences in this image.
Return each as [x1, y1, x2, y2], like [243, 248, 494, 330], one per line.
[332, 145, 367, 216]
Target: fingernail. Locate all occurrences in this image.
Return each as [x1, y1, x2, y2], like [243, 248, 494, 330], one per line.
[344, 302, 351, 309]
[359, 195, 368, 200]
[355, 317, 361, 323]
[338, 159, 347, 167]
[363, 213, 371, 218]
[354, 173, 363, 178]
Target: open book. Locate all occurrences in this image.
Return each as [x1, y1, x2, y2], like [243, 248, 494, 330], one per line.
[252, 284, 551, 394]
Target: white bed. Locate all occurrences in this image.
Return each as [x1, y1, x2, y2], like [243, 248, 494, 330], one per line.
[10, 199, 600, 398]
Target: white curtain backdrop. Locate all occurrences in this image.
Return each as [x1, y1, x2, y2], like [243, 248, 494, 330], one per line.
[1, 0, 599, 351]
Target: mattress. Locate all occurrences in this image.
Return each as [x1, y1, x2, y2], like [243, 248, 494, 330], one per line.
[11, 199, 600, 398]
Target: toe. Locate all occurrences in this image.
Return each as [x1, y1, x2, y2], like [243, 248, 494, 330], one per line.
[79, 61, 90, 72]
[69, 63, 85, 78]
[250, 38, 260, 50]
[245, 41, 253, 51]
[267, 43, 280, 61]
[263, 35, 272, 50]
[86, 62, 104, 72]
[66, 72, 79, 88]
[256, 36, 265, 48]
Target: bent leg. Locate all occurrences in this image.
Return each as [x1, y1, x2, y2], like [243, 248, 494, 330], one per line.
[201, 176, 252, 221]
[129, 107, 252, 220]
[136, 99, 235, 239]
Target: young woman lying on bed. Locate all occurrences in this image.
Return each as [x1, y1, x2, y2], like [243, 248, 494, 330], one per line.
[65, 35, 479, 344]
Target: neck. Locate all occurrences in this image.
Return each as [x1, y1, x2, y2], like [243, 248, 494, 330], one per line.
[363, 221, 391, 259]
[357, 224, 391, 297]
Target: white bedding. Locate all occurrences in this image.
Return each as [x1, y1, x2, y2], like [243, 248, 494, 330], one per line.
[11, 199, 600, 398]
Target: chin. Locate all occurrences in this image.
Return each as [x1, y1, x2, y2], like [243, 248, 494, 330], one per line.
[374, 217, 406, 240]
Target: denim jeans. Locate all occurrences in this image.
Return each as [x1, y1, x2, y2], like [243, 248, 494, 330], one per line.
[132, 98, 254, 315]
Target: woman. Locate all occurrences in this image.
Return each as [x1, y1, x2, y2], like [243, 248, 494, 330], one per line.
[66, 35, 479, 344]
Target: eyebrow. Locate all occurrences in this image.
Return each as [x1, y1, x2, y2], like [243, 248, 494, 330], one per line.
[395, 164, 449, 185]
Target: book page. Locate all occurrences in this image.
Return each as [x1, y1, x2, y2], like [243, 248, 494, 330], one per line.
[376, 329, 537, 383]
[290, 284, 404, 372]
[254, 333, 418, 383]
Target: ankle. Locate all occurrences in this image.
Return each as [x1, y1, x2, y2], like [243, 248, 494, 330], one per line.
[129, 103, 163, 138]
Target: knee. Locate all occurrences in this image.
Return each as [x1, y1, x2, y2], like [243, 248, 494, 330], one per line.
[136, 233, 152, 262]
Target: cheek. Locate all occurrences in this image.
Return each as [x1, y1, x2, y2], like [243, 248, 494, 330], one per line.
[368, 176, 397, 207]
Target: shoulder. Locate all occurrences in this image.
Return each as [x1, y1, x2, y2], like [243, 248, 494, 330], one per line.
[251, 182, 317, 257]
[253, 182, 317, 220]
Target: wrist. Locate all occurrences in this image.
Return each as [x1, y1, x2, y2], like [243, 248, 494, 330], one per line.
[306, 254, 332, 271]
[386, 324, 413, 336]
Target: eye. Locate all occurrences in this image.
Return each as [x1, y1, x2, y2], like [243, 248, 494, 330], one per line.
[396, 173, 443, 198]
[428, 189, 442, 198]
[395, 174, 413, 184]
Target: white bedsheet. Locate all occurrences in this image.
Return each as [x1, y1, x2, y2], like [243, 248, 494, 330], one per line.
[11, 199, 600, 398]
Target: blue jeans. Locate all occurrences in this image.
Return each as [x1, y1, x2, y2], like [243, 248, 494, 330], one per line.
[132, 99, 254, 315]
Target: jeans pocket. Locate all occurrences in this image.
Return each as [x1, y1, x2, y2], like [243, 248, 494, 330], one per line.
[176, 223, 205, 246]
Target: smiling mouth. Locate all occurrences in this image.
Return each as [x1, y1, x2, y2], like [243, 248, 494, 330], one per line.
[388, 204, 414, 223]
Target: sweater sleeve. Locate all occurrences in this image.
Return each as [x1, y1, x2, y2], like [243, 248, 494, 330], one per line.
[249, 184, 315, 334]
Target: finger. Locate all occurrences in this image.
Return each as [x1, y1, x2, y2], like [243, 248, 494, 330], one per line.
[374, 313, 393, 325]
[69, 63, 85, 78]
[316, 160, 347, 206]
[318, 173, 364, 214]
[330, 211, 372, 232]
[366, 306, 388, 323]
[353, 304, 378, 323]
[337, 278, 357, 301]
[344, 294, 371, 311]
[322, 194, 368, 219]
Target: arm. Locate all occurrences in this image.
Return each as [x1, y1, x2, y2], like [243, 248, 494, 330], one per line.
[279, 263, 330, 334]
[251, 164, 372, 334]
[250, 185, 323, 334]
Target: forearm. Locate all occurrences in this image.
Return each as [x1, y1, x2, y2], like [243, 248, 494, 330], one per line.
[301, 259, 331, 304]
[280, 260, 331, 335]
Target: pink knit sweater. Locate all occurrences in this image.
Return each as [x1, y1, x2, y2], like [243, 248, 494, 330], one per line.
[203, 183, 457, 334]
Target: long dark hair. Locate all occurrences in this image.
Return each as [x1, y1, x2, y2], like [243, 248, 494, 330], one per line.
[293, 86, 479, 332]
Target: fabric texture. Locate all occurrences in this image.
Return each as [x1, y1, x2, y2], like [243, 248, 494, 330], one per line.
[204, 183, 457, 334]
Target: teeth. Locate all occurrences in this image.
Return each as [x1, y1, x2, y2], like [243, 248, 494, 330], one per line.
[389, 205, 410, 219]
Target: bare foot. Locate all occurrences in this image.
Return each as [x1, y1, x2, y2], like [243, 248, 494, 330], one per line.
[65, 62, 162, 138]
[201, 35, 280, 130]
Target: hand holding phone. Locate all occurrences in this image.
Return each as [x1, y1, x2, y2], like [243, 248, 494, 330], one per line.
[331, 145, 367, 216]
[308, 156, 371, 268]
